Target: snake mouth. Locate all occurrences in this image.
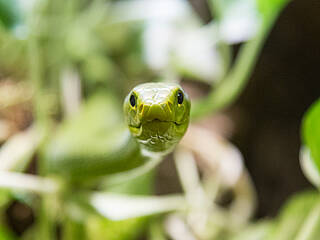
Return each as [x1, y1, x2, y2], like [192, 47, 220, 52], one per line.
[129, 121, 184, 143]
[129, 119, 181, 129]
[128, 120, 183, 136]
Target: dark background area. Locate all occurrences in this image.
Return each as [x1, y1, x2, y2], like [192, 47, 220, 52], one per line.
[188, 0, 320, 218]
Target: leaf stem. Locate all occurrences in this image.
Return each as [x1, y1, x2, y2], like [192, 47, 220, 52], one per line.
[294, 203, 320, 240]
[62, 218, 86, 240]
[191, 13, 279, 120]
[0, 171, 60, 194]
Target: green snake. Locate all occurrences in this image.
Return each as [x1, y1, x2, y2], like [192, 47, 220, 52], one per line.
[42, 82, 190, 180]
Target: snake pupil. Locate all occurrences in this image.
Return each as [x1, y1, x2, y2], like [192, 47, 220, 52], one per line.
[177, 91, 184, 104]
[130, 94, 136, 107]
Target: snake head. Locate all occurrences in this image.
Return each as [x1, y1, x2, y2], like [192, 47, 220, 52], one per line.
[124, 82, 191, 153]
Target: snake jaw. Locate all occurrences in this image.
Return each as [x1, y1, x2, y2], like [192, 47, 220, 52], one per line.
[128, 125, 142, 136]
[128, 120, 182, 136]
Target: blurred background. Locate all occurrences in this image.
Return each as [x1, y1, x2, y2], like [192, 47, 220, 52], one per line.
[0, 0, 319, 239]
[157, 0, 320, 218]
[219, 0, 319, 217]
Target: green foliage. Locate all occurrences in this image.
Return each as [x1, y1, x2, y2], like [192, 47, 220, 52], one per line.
[265, 191, 320, 240]
[231, 191, 320, 240]
[257, 0, 291, 18]
[0, 0, 20, 29]
[106, 169, 154, 196]
[0, 225, 16, 240]
[230, 221, 273, 240]
[300, 147, 320, 189]
[302, 99, 320, 173]
[86, 216, 147, 240]
[42, 93, 145, 180]
[0, 190, 10, 208]
[193, 0, 291, 119]
[86, 170, 155, 240]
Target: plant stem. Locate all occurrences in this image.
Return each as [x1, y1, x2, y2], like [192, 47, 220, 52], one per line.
[149, 218, 167, 240]
[100, 156, 162, 188]
[294, 203, 320, 240]
[28, 26, 47, 125]
[38, 196, 56, 240]
[27, 2, 58, 239]
[0, 171, 59, 194]
[62, 218, 86, 240]
[191, 13, 278, 120]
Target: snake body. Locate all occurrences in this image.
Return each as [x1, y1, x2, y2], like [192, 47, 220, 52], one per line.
[43, 83, 190, 180]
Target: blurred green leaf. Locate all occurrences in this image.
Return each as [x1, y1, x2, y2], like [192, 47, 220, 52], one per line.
[257, 0, 291, 18]
[0, 127, 43, 172]
[82, 55, 115, 85]
[42, 93, 145, 180]
[106, 169, 155, 195]
[302, 99, 320, 173]
[66, 25, 101, 61]
[87, 215, 147, 240]
[0, 25, 27, 75]
[90, 193, 185, 221]
[192, 0, 290, 119]
[0, 224, 16, 240]
[230, 221, 273, 240]
[0, 0, 21, 29]
[300, 147, 320, 189]
[84, 168, 180, 224]
[148, 218, 167, 240]
[63, 219, 87, 240]
[265, 191, 320, 240]
[0, 189, 10, 208]
[86, 170, 155, 240]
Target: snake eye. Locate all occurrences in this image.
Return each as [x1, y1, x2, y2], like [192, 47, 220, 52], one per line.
[177, 91, 184, 104]
[130, 94, 136, 107]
